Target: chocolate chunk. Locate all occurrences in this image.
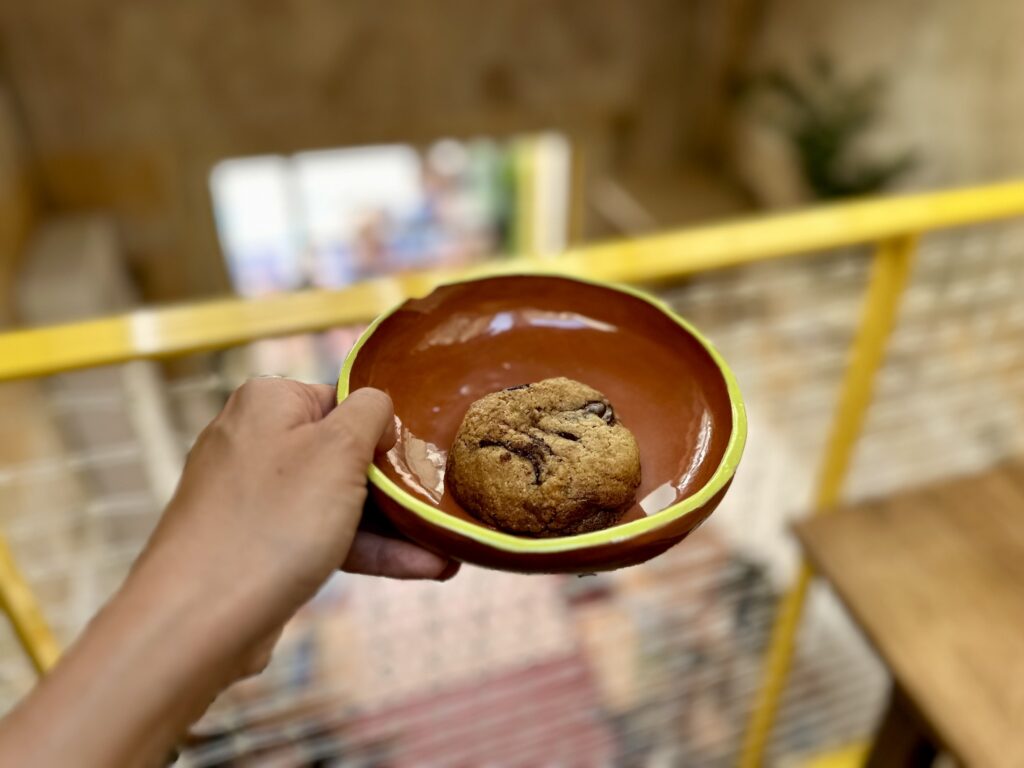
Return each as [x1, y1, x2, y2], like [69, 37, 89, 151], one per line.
[478, 439, 545, 484]
[528, 433, 554, 455]
[583, 401, 615, 425]
[504, 384, 530, 391]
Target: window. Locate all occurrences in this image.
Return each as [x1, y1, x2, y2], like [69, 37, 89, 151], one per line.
[210, 134, 571, 298]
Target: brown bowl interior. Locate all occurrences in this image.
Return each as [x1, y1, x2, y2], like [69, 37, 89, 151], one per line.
[349, 275, 734, 535]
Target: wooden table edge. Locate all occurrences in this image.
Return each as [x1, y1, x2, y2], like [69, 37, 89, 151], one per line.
[792, 514, 957, 764]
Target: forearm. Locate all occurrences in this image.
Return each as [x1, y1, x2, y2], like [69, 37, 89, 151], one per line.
[0, 382, 439, 766]
[0, 553, 254, 768]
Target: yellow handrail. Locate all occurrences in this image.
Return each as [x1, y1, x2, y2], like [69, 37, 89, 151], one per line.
[3, 180, 1024, 382]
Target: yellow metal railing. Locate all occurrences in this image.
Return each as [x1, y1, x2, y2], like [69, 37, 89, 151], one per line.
[6, 181, 1024, 383]
[738, 235, 918, 768]
[3, 180, 1024, 764]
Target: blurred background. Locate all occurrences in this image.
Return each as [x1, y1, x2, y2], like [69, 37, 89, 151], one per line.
[2, 2, 1024, 766]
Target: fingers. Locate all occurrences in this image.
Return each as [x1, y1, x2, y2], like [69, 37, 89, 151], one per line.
[321, 388, 396, 458]
[303, 385, 396, 448]
[377, 415, 398, 454]
[342, 531, 460, 580]
[222, 378, 335, 428]
[358, 498, 407, 538]
[307, 383, 341, 418]
[223, 381, 394, 453]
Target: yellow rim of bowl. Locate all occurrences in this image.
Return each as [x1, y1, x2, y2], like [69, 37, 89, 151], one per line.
[338, 272, 747, 555]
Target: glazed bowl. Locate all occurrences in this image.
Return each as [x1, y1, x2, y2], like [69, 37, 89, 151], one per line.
[338, 274, 746, 573]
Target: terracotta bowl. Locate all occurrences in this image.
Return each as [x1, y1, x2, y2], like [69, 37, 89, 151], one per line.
[338, 274, 746, 573]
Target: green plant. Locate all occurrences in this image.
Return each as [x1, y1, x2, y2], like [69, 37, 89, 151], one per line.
[751, 55, 916, 199]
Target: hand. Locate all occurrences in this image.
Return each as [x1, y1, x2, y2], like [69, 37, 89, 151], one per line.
[0, 378, 458, 768]
[137, 378, 456, 652]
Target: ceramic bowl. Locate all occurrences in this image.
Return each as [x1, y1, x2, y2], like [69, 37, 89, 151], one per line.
[338, 274, 746, 573]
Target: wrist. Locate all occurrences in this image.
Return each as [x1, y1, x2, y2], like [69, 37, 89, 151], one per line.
[122, 545, 273, 671]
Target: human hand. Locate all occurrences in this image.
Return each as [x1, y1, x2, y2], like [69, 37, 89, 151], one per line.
[0, 378, 460, 768]
[135, 377, 457, 667]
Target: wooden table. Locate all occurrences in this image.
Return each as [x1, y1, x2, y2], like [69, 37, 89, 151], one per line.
[796, 462, 1024, 768]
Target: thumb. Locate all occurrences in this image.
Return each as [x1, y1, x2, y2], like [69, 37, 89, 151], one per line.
[313, 389, 395, 569]
[320, 388, 396, 465]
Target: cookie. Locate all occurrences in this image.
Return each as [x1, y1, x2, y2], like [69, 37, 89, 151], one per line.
[445, 377, 641, 536]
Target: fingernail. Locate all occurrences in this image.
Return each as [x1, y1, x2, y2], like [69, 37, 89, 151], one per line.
[438, 560, 461, 581]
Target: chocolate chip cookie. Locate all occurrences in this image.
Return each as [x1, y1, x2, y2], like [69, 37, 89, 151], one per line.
[446, 377, 641, 536]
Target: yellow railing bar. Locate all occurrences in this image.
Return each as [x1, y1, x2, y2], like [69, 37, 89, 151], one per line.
[800, 742, 869, 768]
[2, 180, 1024, 382]
[739, 235, 919, 768]
[0, 538, 61, 674]
[514, 137, 537, 255]
[568, 141, 587, 246]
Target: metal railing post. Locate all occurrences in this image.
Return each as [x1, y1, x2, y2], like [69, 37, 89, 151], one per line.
[739, 234, 919, 767]
[0, 536, 60, 674]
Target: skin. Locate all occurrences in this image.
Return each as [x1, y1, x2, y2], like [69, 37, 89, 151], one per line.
[0, 378, 457, 768]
